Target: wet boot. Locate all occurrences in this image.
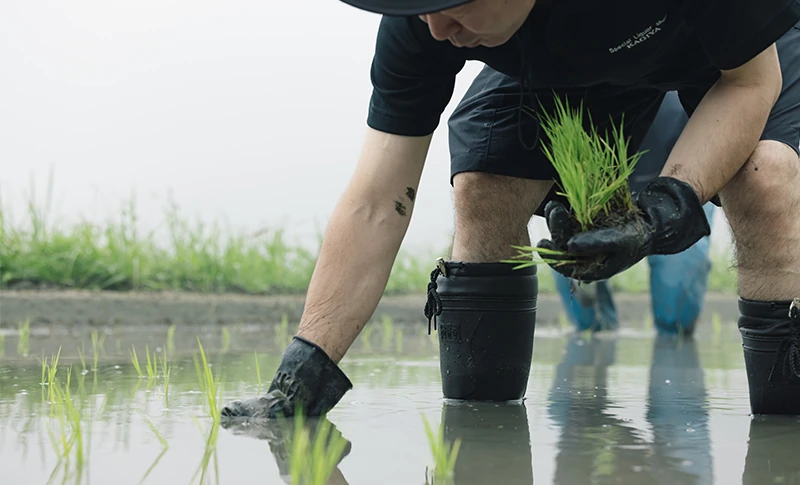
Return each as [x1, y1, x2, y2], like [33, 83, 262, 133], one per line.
[424, 259, 538, 401]
[739, 298, 800, 415]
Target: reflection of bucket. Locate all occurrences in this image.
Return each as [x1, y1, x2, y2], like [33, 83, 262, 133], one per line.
[441, 401, 533, 484]
[434, 262, 538, 401]
[743, 417, 800, 484]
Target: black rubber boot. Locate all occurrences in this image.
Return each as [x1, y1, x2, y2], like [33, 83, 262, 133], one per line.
[424, 259, 538, 401]
[739, 298, 800, 415]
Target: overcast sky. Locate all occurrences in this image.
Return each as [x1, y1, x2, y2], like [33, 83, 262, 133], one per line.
[0, 0, 730, 254]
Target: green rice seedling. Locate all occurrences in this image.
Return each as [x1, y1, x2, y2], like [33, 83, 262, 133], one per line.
[508, 97, 645, 271]
[138, 412, 169, 485]
[395, 328, 404, 354]
[380, 314, 394, 352]
[62, 368, 84, 469]
[77, 346, 87, 374]
[534, 97, 643, 231]
[41, 347, 62, 405]
[193, 352, 205, 393]
[0, 334, 5, 359]
[191, 339, 223, 485]
[139, 411, 168, 449]
[167, 323, 177, 356]
[422, 415, 461, 482]
[44, 366, 90, 485]
[501, 245, 576, 270]
[144, 344, 157, 379]
[91, 329, 104, 370]
[159, 353, 171, 408]
[254, 351, 262, 388]
[276, 314, 290, 350]
[196, 339, 222, 422]
[221, 327, 231, 354]
[359, 325, 374, 352]
[17, 319, 30, 357]
[131, 346, 144, 378]
[288, 411, 350, 485]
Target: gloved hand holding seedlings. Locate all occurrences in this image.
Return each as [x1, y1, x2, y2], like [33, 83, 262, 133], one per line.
[538, 176, 710, 281]
[521, 98, 710, 282]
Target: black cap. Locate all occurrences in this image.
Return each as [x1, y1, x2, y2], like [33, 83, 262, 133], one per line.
[339, 0, 474, 16]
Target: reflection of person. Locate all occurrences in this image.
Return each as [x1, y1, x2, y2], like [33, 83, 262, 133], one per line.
[221, 0, 800, 419]
[552, 92, 716, 335]
[646, 336, 713, 483]
[547, 334, 713, 484]
[441, 401, 533, 484]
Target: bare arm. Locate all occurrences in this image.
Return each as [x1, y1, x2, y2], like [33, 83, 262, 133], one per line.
[295, 127, 432, 363]
[660, 43, 782, 202]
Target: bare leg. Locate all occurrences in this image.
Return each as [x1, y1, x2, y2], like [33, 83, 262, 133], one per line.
[726, 140, 800, 415]
[450, 172, 554, 262]
[719, 140, 800, 300]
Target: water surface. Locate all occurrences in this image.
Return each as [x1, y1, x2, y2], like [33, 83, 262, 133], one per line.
[1, 319, 799, 484]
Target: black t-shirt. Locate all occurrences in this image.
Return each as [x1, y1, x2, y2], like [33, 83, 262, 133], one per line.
[367, 0, 800, 137]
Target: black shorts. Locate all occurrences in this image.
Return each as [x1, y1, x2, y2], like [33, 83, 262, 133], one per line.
[447, 22, 800, 212]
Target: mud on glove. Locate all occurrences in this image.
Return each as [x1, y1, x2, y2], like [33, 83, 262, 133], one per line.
[537, 177, 711, 282]
[220, 336, 353, 420]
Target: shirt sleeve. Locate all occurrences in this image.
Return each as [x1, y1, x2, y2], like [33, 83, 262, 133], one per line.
[681, 0, 800, 70]
[367, 15, 467, 137]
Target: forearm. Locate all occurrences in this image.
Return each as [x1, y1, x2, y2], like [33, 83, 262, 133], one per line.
[295, 192, 410, 363]
[293, 129, 431, 364]
[660, 47, 782, 203]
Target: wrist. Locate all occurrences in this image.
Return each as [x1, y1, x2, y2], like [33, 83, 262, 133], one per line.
[638, 176, 710, 255]
[295, 327, 345, 364]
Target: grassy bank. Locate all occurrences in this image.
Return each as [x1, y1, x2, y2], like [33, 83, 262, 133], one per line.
[0, 198, 737, 295]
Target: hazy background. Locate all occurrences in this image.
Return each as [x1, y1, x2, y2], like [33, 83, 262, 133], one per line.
[0, 0, 732, 255]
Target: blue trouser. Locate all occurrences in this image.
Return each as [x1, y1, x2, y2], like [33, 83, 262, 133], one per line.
[553, 202, 715, 334]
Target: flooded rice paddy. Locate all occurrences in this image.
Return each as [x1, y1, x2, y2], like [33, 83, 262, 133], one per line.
[1, 315, 800, 484]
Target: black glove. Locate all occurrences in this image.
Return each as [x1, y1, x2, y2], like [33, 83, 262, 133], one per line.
[220, 336, 353, 420]
[537, 177, 710, 282]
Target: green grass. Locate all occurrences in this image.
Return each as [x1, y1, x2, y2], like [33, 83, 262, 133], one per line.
[0, 180, 738, 296]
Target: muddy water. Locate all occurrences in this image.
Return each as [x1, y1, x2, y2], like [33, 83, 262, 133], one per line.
[1, 319, 799, 485]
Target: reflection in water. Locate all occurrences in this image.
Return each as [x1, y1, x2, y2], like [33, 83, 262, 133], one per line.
[4, 322, 800, 484]
[647, 335, 713, 484]
[743, 416, 800, 484]
[441, 401, 533, 484]
[220, 415, 352, 485]
[547, 334, 713, 484]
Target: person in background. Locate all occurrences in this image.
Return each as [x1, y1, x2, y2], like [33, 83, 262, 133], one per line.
[552, 91, 716, 335]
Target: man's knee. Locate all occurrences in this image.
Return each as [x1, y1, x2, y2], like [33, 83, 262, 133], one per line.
[451, 172, 552, 261]
[723, 141, 800, 208]
[721, 140, 800, 286]
[453, 172, 549, 227]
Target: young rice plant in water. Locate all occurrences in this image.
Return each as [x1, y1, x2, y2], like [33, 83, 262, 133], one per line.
[509, 96, 645, 267]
